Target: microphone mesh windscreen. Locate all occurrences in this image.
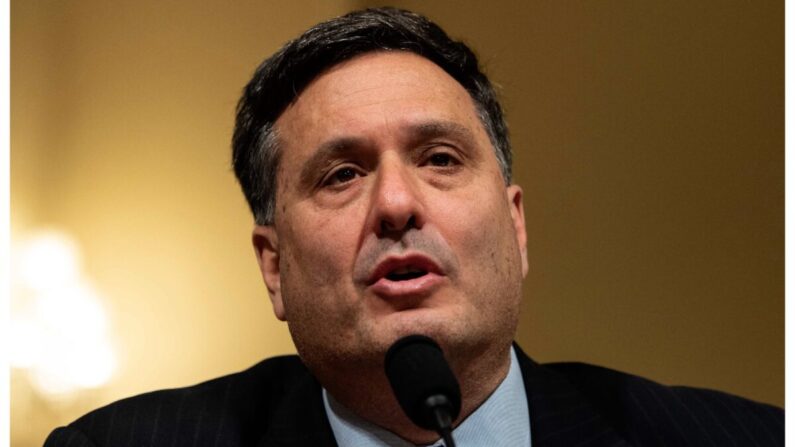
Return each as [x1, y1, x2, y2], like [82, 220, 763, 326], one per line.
[384, 335, 461, 430]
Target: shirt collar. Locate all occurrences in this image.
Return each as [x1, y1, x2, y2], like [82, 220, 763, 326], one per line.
[323, 346, 531, 447]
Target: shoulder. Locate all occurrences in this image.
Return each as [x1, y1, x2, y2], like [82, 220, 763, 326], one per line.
[543, 361, 784, 446]
[44, 355, 318, 447]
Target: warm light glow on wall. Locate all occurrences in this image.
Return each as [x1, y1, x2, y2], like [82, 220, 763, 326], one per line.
[11, 230, 117, 397]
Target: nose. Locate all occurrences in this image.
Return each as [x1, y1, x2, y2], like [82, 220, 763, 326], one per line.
[369, 156, 424, 237]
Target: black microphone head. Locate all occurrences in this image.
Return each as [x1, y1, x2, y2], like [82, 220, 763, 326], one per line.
[384, 335, 462, 431]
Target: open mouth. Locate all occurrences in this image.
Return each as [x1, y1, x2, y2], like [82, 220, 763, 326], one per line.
[367, 255, 443, 297]
[385, 266, 428, 282]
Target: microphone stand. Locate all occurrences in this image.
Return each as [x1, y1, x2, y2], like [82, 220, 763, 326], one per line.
[428, 395, 456, 447]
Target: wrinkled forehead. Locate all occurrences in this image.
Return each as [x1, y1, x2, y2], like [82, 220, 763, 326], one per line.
[273, 51, 492, 160]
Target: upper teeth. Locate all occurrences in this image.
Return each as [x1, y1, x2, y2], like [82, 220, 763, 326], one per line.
[392, 266, 422, 275]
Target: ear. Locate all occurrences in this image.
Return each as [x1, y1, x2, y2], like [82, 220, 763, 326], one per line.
[506, 185, 529, 277]
[252, 225, 286, 321]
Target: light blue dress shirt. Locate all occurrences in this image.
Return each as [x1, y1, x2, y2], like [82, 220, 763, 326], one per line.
[323, 347, 531, 447]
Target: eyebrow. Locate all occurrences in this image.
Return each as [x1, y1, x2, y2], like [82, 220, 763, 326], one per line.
[298, 136, 368, 189]
[403, 120, 478, 147]
[296, 119, 479, 189]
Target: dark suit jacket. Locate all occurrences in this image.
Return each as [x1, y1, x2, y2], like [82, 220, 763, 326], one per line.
[44, 345, 783, 446]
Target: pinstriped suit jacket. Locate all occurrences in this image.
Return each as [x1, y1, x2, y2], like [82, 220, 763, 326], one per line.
[44, 345, 783, 446]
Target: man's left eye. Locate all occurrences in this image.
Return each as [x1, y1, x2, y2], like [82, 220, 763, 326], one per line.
[427, 152, 455, 167]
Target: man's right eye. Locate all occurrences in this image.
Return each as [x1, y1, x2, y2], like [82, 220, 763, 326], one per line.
[324, 166, 360, 186]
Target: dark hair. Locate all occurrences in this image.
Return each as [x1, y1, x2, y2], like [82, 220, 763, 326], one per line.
[232, 7, 511, 225]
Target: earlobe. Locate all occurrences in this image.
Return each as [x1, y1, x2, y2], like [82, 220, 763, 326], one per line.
[506, 185, 529, 277]
[252, 225, 286, 321]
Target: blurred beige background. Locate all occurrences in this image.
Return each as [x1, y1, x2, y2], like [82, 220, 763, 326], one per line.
[11, 1, 782, 446]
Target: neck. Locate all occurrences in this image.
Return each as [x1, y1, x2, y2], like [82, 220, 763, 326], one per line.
[319, 343, 513, 444]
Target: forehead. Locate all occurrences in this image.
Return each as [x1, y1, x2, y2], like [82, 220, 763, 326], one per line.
[273, 51, 491, 160]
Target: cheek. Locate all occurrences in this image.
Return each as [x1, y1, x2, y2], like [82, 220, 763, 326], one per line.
[435, 188, 523, 297]
[282, 224, 350, 287]
[278, 237, 349, 328]
[277, 207, 363, 312]
[435, 189, 505, 252]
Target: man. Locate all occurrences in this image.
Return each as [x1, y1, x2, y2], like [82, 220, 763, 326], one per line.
[45, 7, 783, 447]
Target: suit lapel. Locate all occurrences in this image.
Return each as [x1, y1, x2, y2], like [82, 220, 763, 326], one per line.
[515, 346, 631, 447]
[255, 369, 338, 447]
[255, 346, 631, 447]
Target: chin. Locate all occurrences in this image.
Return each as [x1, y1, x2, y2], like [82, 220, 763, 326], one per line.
[373, 308, 472, 351]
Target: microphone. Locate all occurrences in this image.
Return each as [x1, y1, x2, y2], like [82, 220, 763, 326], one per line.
[384, 335, 461, 447]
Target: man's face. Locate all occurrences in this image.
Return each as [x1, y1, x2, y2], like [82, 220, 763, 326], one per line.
[253, 51, 528, 372]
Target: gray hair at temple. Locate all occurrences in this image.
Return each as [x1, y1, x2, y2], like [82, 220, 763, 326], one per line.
[232, 7, 512, 225]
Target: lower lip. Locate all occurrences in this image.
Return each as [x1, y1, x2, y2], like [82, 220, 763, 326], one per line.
[369, 273, 445, 299]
